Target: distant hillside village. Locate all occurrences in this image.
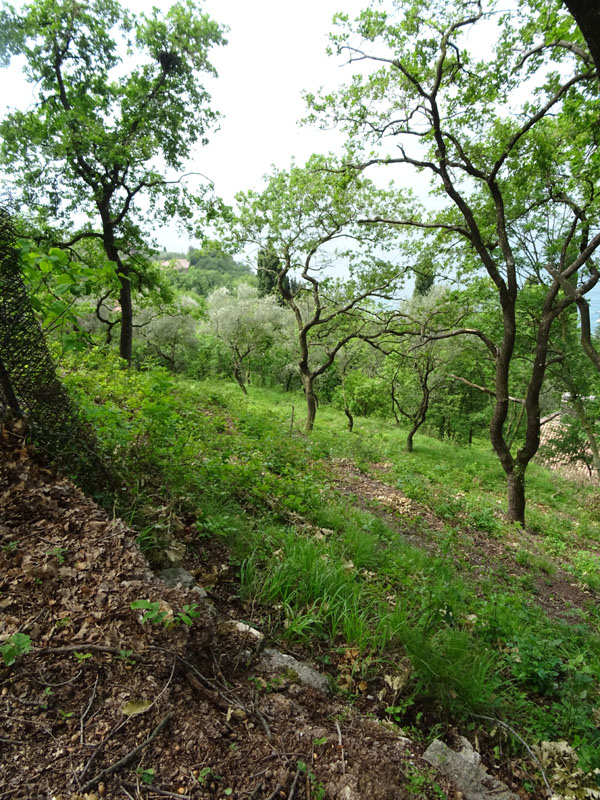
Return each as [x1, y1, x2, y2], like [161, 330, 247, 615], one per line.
[157, 247, 254, 297]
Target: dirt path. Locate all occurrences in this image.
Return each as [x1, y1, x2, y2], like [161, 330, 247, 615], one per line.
[329, 458, 598, 622]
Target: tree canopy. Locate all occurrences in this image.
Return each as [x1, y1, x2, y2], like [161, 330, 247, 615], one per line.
[306, 0, 600, 522]
[0, 0, 226, 360]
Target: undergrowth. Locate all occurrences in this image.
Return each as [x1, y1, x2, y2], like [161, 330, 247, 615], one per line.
[62, 354, 600, 781]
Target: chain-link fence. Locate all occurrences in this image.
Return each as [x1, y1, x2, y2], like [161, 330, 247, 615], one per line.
[0, 205, 112, 493]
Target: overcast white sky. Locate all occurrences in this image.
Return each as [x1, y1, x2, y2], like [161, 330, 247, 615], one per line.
[2, 0, 373, 251]
[1, 0, 598, 322]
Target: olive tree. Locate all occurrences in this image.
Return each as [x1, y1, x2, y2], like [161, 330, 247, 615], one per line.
[0, 0, 226, 361]
[231, 154, 408, 432]
[308, 0, 600, 523]
[205, 284, 290, 394]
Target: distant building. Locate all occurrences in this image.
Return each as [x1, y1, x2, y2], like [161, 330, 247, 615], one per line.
[161, 258, 190, 272]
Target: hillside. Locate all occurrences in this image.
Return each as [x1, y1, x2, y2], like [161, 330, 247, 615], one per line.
[2, 373, 600, 799]
[0, 419, 454, 799]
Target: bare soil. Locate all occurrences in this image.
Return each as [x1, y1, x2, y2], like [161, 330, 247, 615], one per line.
[2, 426, 586, 799]
[0, 423, 455, 800]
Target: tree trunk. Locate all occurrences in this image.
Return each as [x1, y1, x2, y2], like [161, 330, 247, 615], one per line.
[562, 1, 600, 76]
[344, 405, 354, 432]
[118, 270, 133, 363]
[406, 418, 425, 452]
[233, 365, 248, 395]
[99, 205, 133, 363]
[303, 374, 317, 433]
[0, 356, 22, 417]
[341, 378, 353, 431]
[506, 466, 526, 526]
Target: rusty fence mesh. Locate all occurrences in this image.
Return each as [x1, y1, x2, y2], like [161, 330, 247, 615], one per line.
[0, 205, 112, 492]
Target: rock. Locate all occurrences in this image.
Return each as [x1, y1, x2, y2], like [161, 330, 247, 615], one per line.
[423, 737, 519, 800]
[222, 621, 264, 640]
[159, 567, 196, 589]
[260, 648, 330, 694]
[327, 774, 360, 800]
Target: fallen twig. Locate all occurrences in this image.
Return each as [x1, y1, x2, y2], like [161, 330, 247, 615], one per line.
[79, 711, 174, 793]
[473, 714, 552, 795]
[29, 669, 82, 687]
[287, 767, 301, 800]
[78, 716, 128, 783]
[80, 675, 99, 745]
[265, 784, 283, 800]
[42, 644, 132, 657]
[121, 780, 191, 798]
[335, 720, 346, 775]
[249, 783, 263, 800]
[253, 691, 273, 742]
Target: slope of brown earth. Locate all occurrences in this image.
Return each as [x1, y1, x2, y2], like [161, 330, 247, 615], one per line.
[0, 423, 456, 800]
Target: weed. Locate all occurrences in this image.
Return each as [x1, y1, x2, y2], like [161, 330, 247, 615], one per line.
[297, 760, 325, 800]
[63, 366, 600, 773]
[197, 766, 222, 786]
[136, 767, 155, 785]
[118, 649, 135, 665]
[404, 764, 447, 798]
[130, 599, 201, 628]
[73, 652, 92, 663]
[514, 549, 556, 575]
[1, 632, 32, 666]
[46, 546, 67, 564]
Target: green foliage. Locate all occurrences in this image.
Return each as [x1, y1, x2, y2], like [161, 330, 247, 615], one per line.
[1, 632, 32, 666]
[170, 245, 253, 298]
[63, 361, 600, 776]
[0, 0, 227, 359]
[135, 767, 155, 786]
[332, 371, 388, 418]
[130, 599, 200, 628]
[309, 0, 600, 523]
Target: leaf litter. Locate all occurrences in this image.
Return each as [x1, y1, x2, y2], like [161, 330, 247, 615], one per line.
[0, 421, 455, 799]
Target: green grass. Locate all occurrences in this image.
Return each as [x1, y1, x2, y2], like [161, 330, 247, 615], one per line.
[62, 360, 600, 779]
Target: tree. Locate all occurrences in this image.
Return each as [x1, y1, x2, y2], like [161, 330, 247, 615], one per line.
[134, 295, 202, 373]
[257, 243, 281, 297]
[0, 0, 226, 361]
[376, 287, 460, 451]
[231, 154, 407, 432]
[562, 0, 600, 75]
[308, 0, 600, 523]
[173, 245, 253, 298]
[205, 284, 289, 394]
[546, 308, 600, 478]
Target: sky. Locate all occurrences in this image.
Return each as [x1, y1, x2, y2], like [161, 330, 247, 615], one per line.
[2, 0, 371, 251]
[1, 0, 598, 325]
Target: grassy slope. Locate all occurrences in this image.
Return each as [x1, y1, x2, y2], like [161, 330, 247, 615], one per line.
[66, 358, 600, 784]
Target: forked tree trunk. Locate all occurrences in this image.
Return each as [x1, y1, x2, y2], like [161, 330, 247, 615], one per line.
[233, 364, 248, 395]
